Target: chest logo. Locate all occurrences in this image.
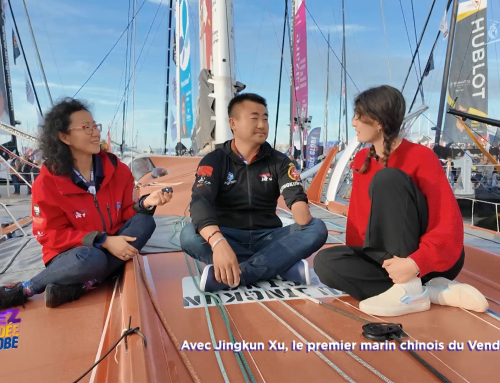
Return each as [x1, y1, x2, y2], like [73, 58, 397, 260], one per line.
[224, 172, 237, 185]
[115, 201, 122, 211]
[73, 210, 87, 219]
[259, 173, 273, 182]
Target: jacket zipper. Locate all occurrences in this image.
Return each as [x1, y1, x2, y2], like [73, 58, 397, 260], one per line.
[246, 167, 252, 227]
[93, 195, 107, 231]
[106, 204, 113, 228]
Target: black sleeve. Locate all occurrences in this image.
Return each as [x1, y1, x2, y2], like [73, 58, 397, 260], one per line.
[190, 154, 222, 232]
[277, 157, 308, 209]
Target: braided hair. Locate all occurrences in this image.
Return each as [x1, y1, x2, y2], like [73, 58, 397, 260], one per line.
[354, 86, 406, 174]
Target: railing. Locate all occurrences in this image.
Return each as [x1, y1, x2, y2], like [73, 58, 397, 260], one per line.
[2, 172, 37, 197]
[0, 202, 29, 237]
[456, 197, 500, 233]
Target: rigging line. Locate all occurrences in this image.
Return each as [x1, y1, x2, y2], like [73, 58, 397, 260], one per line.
[110, 0, 169, 128]
[257, 301, 355, 382]
[273, 0, 287, 149]
[73, 0, 148, 97]
[451, 0, 484, 102]
[303, 2, 359, 93]
[122, 0, 133, 152]
[248, 14, 264, 89]
[410, 0, 424, 81]
[35, 0, 64, 91]
[402, 0, 441, 94]
[398, 0, 421, 92]
[379, 0, 392, 86]
[461, 308, 500, 331]
[272, 289, 393, 382]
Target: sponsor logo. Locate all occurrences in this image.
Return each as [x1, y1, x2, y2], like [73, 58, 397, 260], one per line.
[280, 181, 301, 194]
[73, 210, 87, 219]
[33, 205, 41, 217]
[115, 201, 122, 211]
[287, 163, 301, 181]
[224, 172, 237, 185]
[196, 176, 211, 187]
[35, 231, 46, 239]
[259, 173, 273, 182]
[197, 165, 213, 177]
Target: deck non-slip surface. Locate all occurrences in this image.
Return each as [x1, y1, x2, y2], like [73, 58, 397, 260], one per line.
[141, 251, 500, 383]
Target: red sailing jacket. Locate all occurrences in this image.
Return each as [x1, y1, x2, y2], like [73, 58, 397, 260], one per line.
[31, 152, 146, 264]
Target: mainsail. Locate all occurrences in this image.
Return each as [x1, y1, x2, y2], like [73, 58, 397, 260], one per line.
[443, 0, 488, 144]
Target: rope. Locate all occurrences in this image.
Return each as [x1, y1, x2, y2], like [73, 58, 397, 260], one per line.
[270, 285, 393, 382]
[273, 0, 287, 149]
[257, 301, 355, 382]
[135, 254, 201, 382]
[379, 0, 392, 85]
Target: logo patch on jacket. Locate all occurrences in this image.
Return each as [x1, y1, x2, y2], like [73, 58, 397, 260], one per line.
[73, 210, 87, 219]
[115, 201, 122, 211]
[196, 176, 211, 187]
[197, 166, 213, 177]
[33, 205, 41, 217]
[224, 172, 237, 185]
[287, 163, 301, 181]
[259, 173, 272, 182]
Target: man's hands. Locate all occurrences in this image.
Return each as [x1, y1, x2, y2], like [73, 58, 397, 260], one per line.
[143, 188, 173, 208]
[382, 256, 419, 284]
[102, 235, 138, 261]
[212, 240, 241, 287]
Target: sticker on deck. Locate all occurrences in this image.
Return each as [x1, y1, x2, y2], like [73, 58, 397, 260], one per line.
[182, 269, 348, 308]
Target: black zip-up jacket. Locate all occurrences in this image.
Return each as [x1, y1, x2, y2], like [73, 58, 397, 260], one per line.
[190, 140, 308, 232]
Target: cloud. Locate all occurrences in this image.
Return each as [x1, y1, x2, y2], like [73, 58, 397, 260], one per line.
[308, 24, 367, 34]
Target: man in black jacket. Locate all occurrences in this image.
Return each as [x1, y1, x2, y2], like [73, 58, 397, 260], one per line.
[180, 93, 327, 292]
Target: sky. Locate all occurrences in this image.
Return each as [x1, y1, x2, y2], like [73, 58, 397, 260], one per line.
[3, 0, 500, 152]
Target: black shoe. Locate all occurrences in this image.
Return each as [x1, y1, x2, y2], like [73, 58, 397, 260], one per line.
[0, 282, 28, 310]
[45, 284, 84, 308]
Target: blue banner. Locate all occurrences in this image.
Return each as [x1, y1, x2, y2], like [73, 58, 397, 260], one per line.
[305, 127, 321, 169]
[179, 0, 193, 139]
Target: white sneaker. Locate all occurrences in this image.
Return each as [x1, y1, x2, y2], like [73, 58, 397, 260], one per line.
[359, 278, 430, 317]
[425, 277, 489, 312]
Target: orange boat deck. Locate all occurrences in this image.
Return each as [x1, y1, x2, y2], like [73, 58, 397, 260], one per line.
[1, 155, 499, 382]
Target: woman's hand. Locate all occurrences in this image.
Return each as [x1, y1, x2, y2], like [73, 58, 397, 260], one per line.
[102, 235, 138, 261]
[143, 189, 173, 208]
[382, 256, 419, 284]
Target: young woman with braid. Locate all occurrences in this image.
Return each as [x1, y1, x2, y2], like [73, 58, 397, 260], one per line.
[314, 86, 488, 316]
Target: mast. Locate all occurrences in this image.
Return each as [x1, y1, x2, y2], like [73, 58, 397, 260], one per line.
[434, 0, 459, 145]
[132, 0, 137, 148]
[176, 0, 181, 145]
[164, 0, 174, 154]
[289, 0, 295, 152]
[21, 0, 52, 106]
[212, 0, 236, 144]
[342, 0, 348, 145]
[1, 1, 15, 130]
[323, 31, 330, 153]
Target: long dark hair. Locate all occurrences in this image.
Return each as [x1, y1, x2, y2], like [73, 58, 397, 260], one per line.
[355, 85, 406, 173]
[39, 98, 90, 176]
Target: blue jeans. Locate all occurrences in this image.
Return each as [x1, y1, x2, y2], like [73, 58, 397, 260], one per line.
[11, 175, 20, 194]
[27, 213, 156, 294]
[180, 218, 328, 286]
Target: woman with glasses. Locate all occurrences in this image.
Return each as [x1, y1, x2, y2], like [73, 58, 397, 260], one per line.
[0, 98, 172, 309]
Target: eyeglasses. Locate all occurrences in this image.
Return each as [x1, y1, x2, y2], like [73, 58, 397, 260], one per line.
[68, 123, 102, 135]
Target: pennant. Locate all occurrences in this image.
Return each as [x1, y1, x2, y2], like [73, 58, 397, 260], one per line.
[423, 52, 435, 78]
[440, 9, 449, 40]
[12, 29, 20, 65]
[170, 112, 177, 142]
[173, 30, 177, 65]
[25, 72, 34, 104]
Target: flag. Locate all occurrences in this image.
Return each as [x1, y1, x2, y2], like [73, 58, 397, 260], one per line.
[440, 9, 449, 40]
[12, 29, 20, 64]
[173, 30, 177, 65]
[25, 72, 34, 104]
[423, 52, 435, 78]
[170, 112, 177, 142]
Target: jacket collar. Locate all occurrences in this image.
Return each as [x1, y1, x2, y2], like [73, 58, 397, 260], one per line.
[42, 151, 117, 195]
[221, 139, 272, 165]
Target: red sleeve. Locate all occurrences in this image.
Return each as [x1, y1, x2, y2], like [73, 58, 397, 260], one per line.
[409, 151, 464, 276]
[120, 164, 138, 222]
[32, 187, 89, 255]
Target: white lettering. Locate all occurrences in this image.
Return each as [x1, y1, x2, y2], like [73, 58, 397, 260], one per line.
[472, 47, 485, 63]
[471, 17, 485, 34]
[472, 33, 485, 48]
[280, 181, 301, 194]
[472, 73, 486, 89]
